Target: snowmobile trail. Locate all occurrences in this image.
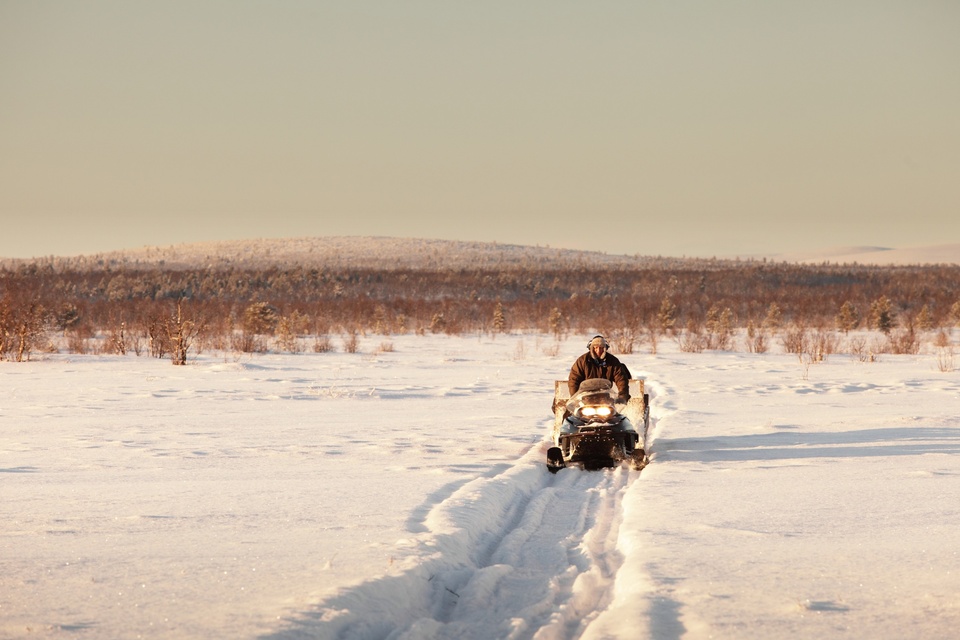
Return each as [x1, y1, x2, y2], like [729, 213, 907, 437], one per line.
[266, 444, 645, 640]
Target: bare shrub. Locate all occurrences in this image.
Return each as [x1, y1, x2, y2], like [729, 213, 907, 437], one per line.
[107, 322, 127, 355]
[781, 325, 808, 357]
[372, 305, 390, 335]
[429, 312, 446, 334]
[610, 328, 636, 355]
[169, 299, 201, 365]
[194, 310, 229, 353]
[313, 335, 336, 353]
[66, 330, 89, 355]
[1, 299, 48, 362]
[53, 303, 81, 336]
[63, 323, 97, 355]
[847, 336, 870, 362]
[343, 331, 361, 353]
[541, 341, 561, 357]
[800, 353, 815, 380]
[377, 341, 394, 354]
[677, 321, 706, 353]
[745, 321, 768, 354]
[645, 326, 659, 355]
[128, 329, 145, 356]
[807, 330, 840, 362]
[936, 347, 955, 372]
[233, 332, 267, 354]
[148, 315, 169, 359]
[886, 327, 920, 355]
[513, 338, 526, 360]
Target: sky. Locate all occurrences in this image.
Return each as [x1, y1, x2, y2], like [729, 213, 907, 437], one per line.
[1, 1, 958, 260]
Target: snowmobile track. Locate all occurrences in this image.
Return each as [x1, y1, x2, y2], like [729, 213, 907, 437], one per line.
[267, 451, 645, 640]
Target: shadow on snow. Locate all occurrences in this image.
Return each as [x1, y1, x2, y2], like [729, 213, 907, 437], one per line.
[654, 426, 960, 463]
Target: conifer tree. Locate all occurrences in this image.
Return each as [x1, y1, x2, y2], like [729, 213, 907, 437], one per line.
[869, 295, 896, 334]
[493, 301, 506, 334]
[835, 301, 860, 333]
[657, 297, 677, 334]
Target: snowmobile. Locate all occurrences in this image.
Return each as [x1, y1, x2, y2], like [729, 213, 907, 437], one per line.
[547, 377, 649, 473]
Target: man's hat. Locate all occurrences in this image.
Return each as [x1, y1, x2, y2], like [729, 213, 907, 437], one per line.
[588, 335, 609, 350]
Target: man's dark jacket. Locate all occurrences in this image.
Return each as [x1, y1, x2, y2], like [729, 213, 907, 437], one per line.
[568, 352, 631, 399]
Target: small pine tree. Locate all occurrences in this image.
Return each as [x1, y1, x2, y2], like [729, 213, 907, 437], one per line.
[657, 297, 677, 334]
[762, 303, 782, 331]
[915, 304, 935, 331]
[950, 301, 960, 327]
[869, 295, 896, 334]
[835, 301, 860, 334]
[492, 301, 506, 334]
[705, 305, 721, 333]
[243, 302, 279, 335]
[705, 306, 733, 349]
[548, 307, 563, 340]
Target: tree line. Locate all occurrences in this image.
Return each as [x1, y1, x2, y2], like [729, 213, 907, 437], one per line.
[2, 258, 958, 363]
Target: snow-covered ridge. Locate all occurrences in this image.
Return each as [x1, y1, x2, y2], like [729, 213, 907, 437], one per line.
[5, 237, 958, 270]
[762, 243, 960, 266]
[4, 237, 666, 271]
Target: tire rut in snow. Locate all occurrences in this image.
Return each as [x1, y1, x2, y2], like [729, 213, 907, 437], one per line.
[268, 455, 640, 640]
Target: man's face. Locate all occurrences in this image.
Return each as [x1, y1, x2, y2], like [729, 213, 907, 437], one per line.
[590, 340, 606, 359]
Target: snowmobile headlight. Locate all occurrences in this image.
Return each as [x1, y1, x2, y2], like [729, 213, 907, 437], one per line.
[580, 406, 613, 418]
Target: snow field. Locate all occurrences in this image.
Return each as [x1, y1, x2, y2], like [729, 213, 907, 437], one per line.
[3, 332, 959, 639]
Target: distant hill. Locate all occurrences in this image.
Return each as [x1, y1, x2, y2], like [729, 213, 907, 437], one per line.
[764, 244, 960, 266]
[3, 237, 958, 270]
[3, 237, 689, 271]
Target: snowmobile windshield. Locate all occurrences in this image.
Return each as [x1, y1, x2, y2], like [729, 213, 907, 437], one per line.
[566, 379, 618, 421]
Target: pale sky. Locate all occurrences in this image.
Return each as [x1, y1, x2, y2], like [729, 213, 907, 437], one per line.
[2, 1, 958, 260]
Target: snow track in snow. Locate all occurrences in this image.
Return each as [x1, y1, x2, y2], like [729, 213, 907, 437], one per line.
[268, 444, 644, 640]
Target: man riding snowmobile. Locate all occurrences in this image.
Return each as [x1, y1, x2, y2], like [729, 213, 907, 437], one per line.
[547, 334, 648, 472]
[548, 377, 645, 471]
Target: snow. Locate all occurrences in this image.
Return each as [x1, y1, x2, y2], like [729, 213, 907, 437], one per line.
[763, 243, 960, 265]
[3, 333, 959, 639]
[3, 236, 652, 270]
